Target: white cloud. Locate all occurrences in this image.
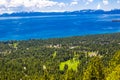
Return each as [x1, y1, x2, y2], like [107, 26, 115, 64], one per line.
[117, 0, 120, 3]
[85, 0, 94, 5]
[0, 0, 67, 14]
[8, 0, 58, 8]
[97, 4, 101, 9]
[0, 0, 7, 5]
[70, 2, 78, 6]
[103, 0, 109, 5]
[0, 0, 119, 14]
[58, 2, 66, 7]
[88, 0, 93, 2]
[70, 0, 78, 6]
[85, 2, 89, 5]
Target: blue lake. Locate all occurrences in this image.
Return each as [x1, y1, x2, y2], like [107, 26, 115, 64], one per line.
[0, 14, 120, 40]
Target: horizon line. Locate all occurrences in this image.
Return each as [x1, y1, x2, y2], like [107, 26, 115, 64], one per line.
[0, 9, 120, 15]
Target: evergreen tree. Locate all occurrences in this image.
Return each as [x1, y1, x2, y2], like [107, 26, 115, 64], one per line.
[83, 57, 105, 80]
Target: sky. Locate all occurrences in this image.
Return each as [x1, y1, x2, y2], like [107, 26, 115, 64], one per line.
[0, 0, 120, 14]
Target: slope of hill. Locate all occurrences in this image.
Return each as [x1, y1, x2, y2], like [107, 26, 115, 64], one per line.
[0, 33, 120, 80]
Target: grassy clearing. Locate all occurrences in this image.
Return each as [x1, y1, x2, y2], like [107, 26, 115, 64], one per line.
[59, 58, 79, 71]
[13, 42, 18, 48]
[52, 51, 57, 59]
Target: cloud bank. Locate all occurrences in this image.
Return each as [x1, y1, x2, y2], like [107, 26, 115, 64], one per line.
[0, 0, 120, 14]
[103, 0, 109, 5]
[0, 0, 67, 13]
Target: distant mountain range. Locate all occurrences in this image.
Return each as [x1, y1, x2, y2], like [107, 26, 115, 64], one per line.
[0, 9, 120, 17]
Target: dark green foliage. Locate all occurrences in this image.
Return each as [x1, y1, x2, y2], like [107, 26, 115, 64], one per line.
[0, 33, 120, 80]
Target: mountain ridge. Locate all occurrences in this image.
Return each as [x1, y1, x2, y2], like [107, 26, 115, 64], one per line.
[0, 9, 120, 17]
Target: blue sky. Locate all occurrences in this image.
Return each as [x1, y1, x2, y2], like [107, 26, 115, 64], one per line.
[0, 0, 120, 13]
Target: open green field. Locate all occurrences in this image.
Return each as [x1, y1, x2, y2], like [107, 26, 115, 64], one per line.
[59, 58, 80, 71]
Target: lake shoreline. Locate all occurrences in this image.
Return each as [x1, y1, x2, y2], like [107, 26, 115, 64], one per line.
[0, 32, 120, 42]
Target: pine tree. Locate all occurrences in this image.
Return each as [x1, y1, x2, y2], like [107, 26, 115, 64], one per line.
[83, 57, 105, 80]
[105, 50, 120, 80]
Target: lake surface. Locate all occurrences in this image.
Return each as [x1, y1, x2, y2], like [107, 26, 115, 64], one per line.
[0, 14, 120, 41]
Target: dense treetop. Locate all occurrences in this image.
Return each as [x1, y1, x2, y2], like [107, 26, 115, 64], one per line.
[0, 33, 120, 80]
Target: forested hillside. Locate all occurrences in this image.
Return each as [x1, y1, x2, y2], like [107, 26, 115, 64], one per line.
[0, 33, 120, 80]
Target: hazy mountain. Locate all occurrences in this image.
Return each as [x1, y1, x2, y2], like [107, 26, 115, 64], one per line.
[0, 9, 120, 17]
